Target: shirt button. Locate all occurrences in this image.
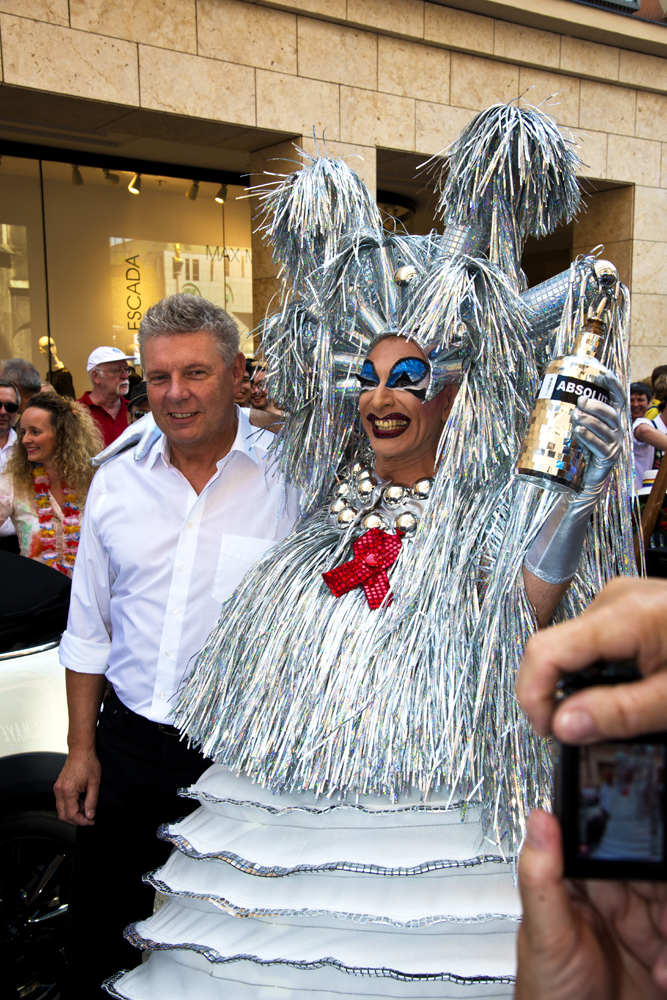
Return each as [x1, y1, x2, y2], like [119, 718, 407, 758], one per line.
[171, 608, 178, 615]
[187, 521, 193, 529]
[179, 564, 186, 572]
[158, 692, 166, 700]
[164, 650, 171, 658]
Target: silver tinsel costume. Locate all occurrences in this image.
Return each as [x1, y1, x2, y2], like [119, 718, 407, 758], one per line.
[107, 104, 635, 1000]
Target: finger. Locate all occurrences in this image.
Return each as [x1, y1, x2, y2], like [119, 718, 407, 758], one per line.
[517, 578, 667, 736]
[84, 773, 100, 821]
[599, 371, 628, 410]
[575, 396, 619, 431]
[518, 811, 575, 956]
[571, 421, 616, 458]
[553, 670, 667, 743]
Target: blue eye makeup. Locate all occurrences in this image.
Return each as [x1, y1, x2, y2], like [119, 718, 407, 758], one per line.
[386, 357, 430, 399]
[356, 359, 380, 391]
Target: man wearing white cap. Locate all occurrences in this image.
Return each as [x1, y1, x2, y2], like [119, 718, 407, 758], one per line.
[77, 346, 136, 447]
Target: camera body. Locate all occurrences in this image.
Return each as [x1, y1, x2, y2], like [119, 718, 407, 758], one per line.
[553, 659, 667, 880]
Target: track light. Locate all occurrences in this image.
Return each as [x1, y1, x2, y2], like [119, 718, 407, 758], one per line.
[186, 181, 199, 201]
[128, 173, 141, 195]
[103, 168, 120, 185]
[71, 165, 83, 187]
[215, 184, 227, 204]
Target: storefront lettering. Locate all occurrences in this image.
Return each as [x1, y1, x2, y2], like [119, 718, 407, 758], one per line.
[125, 256, 141, 330]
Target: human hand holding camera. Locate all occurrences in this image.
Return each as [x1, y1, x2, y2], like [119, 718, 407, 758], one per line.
[515, 577, 667, 999]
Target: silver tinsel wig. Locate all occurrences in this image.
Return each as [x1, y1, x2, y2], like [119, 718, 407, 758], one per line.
[175, 102, 635, 853]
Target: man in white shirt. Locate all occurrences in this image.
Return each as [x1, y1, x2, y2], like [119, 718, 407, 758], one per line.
[631, 381, 667, 492]
[54, 294, 300, 997]
[0, 378, 20, 552]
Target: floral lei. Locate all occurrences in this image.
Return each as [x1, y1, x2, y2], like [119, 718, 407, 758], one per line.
[32, 465, 80, 574]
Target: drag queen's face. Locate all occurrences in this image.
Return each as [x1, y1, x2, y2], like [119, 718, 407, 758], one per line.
[357, 336, 458, 484]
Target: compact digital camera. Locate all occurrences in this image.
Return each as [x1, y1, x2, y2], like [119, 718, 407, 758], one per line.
[553, 659, 667, 880]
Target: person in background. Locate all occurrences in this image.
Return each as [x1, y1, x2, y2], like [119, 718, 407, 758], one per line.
[514, 577, 667, 1000]
[78, 346, 134, 447]
[631, 381, 667, 491]
[1, 358, 42, 413]
[0, 391, 102, 577]
[127, 381, 150, 423]
[39, 336, 76, 399]
[0, 378, 20, 553]
[646, 365, 667, 420]
[234, 357, 253, 408]
[250, 362, 282, 417]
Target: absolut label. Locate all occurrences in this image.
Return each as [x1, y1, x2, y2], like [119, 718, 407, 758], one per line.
[538, 373, 610, 407]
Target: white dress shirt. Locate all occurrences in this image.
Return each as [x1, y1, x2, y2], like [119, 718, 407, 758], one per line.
[0, 427, 17, 537]
[59, 407, 300, 723]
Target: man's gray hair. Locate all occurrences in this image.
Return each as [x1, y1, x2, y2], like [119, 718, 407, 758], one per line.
[1, 358, 41, 393]
[138, 294, 240, 368]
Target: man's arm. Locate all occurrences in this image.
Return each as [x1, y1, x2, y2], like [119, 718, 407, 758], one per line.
[54, 671, 107, 825]
[55, 471, 114, 825]
[634, 421, 667, 451]
[248, 406, 285, 434]
[522, 567, 570, 630]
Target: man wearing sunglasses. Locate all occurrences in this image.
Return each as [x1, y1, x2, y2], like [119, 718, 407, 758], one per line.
[78, 346, 136, 447]
[0, 378, 20, 553]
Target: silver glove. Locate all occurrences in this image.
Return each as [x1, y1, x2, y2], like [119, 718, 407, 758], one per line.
[524, 372, 626, 585]
[91, 413, 161, 468]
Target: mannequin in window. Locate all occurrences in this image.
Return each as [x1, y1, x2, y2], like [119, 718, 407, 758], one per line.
[39, 336, 75, 399]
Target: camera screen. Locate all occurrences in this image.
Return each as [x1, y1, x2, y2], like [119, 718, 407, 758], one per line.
[576, 742, 666, 863]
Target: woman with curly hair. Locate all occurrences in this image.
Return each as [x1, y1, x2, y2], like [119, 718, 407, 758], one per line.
[0, 391, 103, 576]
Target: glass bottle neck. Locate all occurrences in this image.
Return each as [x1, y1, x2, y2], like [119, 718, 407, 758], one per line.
[573, 318, 604, 360]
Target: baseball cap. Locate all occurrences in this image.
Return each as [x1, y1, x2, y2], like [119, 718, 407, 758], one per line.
[129, 381, 148, 406]
[87, 346, 136, 372]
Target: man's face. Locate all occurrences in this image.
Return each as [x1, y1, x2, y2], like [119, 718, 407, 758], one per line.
[143, 331, 244, 450]
[251, 370, 268, 409]
[94, 360, 130, 397]
[129, 400, 150, 423]
[631, 392, 650, 421]
[235, 369, 252, 407]
[0, 386, 19, 437]
[358, 337, 456, 468]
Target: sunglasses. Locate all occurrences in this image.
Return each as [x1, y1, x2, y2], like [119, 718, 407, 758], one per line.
[0, 400, 18, 414]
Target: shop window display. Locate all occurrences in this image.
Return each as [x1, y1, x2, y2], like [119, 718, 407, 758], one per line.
[0, 157, 252, 393]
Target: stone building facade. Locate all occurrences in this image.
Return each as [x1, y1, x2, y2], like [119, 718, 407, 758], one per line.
[1, 0, 667, 376]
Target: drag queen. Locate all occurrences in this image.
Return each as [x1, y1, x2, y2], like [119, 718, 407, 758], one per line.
[106, 103, 634, 999]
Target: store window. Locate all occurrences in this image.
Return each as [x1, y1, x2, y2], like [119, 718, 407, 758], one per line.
[0, 155, 252, 398]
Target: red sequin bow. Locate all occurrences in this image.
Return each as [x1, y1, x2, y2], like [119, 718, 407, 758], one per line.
[322, 528, 402, 610]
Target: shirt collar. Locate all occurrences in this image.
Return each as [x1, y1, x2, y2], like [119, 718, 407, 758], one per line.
[1, 427, 16, 452]
[151, 405, 261, 470]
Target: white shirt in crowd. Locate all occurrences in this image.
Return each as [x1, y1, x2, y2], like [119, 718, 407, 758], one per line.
[633, 416, 655, 493]
[0, 427, 17, 538]
[59, 407, 300, 724]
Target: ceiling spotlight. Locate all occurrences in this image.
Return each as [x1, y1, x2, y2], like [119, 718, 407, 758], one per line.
[215, 184, 227, 204]
[71, 165, 84, 187]
[103, 167, 120, 185]
[186, 181, 199, 201]
[128, 173, 141, 195]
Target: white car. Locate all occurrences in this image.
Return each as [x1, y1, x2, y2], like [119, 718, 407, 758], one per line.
[0, 552, 72, 1000]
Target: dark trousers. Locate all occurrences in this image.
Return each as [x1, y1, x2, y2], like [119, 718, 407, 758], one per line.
[62, 689, 208, 998]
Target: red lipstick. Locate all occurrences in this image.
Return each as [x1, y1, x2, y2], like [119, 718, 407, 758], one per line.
[367, 413, 411, 439]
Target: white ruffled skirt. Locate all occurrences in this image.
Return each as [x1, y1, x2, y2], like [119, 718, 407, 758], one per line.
[105, 765, 519, 999]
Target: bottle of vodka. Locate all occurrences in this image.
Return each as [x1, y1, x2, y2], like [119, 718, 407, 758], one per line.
[515, 299, 613, 494]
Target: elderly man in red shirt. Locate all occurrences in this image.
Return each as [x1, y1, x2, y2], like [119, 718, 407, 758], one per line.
[78, 347, 136, 446]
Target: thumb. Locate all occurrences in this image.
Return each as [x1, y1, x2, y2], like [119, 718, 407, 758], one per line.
[553, 671, 667, 744]
[517, 811, 576, 983]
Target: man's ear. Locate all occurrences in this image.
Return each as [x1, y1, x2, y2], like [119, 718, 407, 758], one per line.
[231, 352, 245, 389]
[440, 383, 459, 424]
